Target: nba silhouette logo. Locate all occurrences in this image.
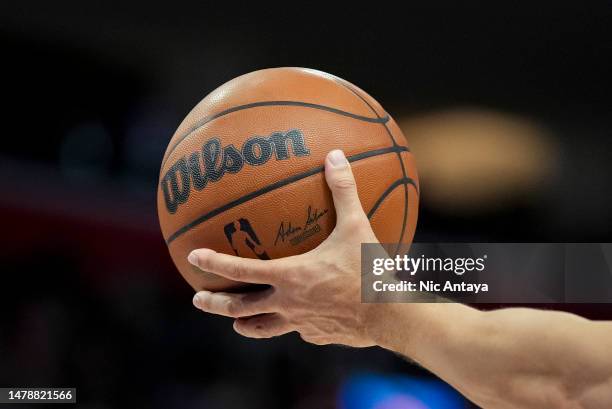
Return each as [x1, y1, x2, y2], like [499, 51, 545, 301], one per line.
[223, 218, 270, 260]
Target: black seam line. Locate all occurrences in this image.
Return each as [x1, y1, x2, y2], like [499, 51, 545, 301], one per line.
[333, 78, 396, 144]
[367, 177, 418, 220]
[333, 79, 409, 256]
[395, 184, 409, 256]
[165, 145, 408, 245]
[161, 100, 391, 169]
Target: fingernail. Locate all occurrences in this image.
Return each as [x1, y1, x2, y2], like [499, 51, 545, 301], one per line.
[192, 293, 201, 308]
[328, 150, 348, 168]
[188, 251, 199, 266]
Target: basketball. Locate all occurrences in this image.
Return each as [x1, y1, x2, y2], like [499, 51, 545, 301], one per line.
[157, 67, 419, 291]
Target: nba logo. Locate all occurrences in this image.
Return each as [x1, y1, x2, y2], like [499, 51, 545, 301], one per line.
[223, 219, 270, 260]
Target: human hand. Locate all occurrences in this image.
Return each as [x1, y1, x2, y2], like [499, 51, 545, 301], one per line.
[188, 149, 379, 347]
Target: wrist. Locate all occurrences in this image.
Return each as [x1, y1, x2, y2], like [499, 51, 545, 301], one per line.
[363, 302, 481, 358]
[362, 303, 419, 352]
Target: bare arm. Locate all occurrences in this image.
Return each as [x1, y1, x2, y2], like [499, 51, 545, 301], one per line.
[188, 150, 612, 409]
[369, 303, 612, 408]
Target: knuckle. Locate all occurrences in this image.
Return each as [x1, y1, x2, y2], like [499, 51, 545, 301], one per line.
[282, 269, 300, 287]
[333, 176, 356, 192]
[266, 260, 290, 284]
[266, 264, 280, 281]
[299, 333, 313, 343]
[226, 298, 243, 317]
[284, 271, 309, 290]
[345, 214, 365, 228]
[200, 253, 216, 270]
[299, 333, 326, 346]
[339, 214, 370, 236]
[230, 263, 247, 280]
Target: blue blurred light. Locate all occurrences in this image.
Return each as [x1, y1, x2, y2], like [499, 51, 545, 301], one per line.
[339, 373, 466, 409]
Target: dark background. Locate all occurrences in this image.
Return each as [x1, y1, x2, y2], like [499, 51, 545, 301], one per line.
[1, 2, 611, 408]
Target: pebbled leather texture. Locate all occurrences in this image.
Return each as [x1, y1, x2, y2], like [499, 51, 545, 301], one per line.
[157, 67, 419, 291]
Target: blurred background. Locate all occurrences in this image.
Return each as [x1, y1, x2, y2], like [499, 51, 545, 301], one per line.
[1, 2, 611, 408]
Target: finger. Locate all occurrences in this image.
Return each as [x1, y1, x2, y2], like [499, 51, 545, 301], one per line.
[193, 287, 277, 318]
[233, 313, 293, 339]
[188, 249, 279, 284]
[324, 150, 367, 226]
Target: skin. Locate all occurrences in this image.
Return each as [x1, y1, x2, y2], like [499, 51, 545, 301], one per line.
[188, 150, 612, 409]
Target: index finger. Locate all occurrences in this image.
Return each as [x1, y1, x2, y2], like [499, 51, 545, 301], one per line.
[188, 248, 280, 284]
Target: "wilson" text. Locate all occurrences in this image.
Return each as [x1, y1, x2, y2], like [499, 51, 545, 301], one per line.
[160, 129, 310, 214]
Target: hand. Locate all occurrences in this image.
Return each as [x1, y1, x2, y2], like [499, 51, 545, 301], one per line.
[188, 149, 379, 347]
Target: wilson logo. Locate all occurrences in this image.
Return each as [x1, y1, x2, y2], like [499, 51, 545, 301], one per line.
[160, 129, 310, 214]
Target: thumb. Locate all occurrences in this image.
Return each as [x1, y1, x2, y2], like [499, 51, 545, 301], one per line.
[324, 150, 366, 226]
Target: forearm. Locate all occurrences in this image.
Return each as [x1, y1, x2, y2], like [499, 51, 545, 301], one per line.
[367, 304, 612, 408]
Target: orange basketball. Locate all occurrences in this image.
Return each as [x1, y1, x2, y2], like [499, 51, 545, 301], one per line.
[157, 68, 419, 291]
